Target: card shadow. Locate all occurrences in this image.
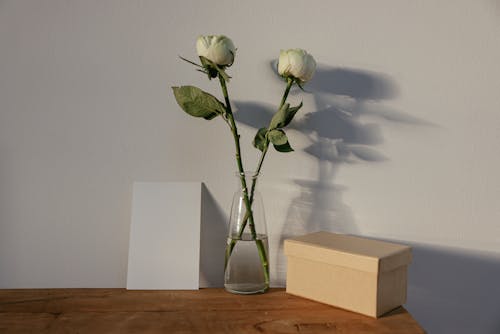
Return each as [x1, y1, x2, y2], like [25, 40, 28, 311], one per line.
[199, 183, 228, 287]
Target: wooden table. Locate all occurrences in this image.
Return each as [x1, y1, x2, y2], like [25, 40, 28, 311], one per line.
[0, 288, 425, 333]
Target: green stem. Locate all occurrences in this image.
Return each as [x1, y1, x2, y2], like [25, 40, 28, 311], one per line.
[219, 74, 269, 287]
[236, 78, 294, 240]
[219, 75, 255, 236]
[226, 78, 294, 281]
[279, 78, 294, 111]
[250, 78, 293, 201]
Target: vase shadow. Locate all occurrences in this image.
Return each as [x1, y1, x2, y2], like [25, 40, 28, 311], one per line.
[235, 63, 434, 285]
[240, 63, 433, 285]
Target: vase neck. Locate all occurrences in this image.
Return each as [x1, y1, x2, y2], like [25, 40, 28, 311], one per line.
[235, 171, 259, 190]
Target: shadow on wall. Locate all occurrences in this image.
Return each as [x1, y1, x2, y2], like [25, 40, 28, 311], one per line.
[405, 243, 500, 334]
[279, 66, 399, 238]
[236, 64, 432, 282]
[199, 184, 227, 287]
[236, 63, 433, 236]
[234, 64, 500, 332]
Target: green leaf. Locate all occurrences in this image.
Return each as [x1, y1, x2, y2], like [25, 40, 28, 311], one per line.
[172, 86, 225, 120]
[268, 103, 288, 130]
[284, 101, 303, 124]
[269, 129, 294, 153]
[268, 129, 288, 146]
[268, 102, 303, 130]
[253, 127, 268, 152]
[274, 141, 294, 153]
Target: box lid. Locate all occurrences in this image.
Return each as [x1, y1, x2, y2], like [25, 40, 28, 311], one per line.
[284, 231, 412, 273]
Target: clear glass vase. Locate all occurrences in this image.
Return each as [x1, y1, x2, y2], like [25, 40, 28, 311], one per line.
[224, 172, 269, 294]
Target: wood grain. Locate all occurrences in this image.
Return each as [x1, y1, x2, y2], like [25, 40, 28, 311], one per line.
[0, 288, 425, 333]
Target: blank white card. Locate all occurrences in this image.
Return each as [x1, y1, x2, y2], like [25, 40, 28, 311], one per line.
[127, 182, 201, 290]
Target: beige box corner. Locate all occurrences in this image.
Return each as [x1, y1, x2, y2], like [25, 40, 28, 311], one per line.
[284, 231, 412, 318]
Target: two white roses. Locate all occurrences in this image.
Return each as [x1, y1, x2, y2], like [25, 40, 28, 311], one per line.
[173, 34, 316, 293]
[196, 35, 316, 84]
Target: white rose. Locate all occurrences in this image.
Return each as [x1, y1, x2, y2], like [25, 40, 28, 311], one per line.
[278, 49, 316, 83]
[196, 35, 236, 66]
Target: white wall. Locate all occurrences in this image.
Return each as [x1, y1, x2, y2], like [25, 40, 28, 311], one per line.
[1, 1, 499, 332]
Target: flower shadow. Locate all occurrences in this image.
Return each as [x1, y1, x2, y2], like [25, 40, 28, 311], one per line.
[236, 63, 433, 285]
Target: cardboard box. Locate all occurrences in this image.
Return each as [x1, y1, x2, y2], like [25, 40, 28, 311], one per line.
[284, 231, 412, 318]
